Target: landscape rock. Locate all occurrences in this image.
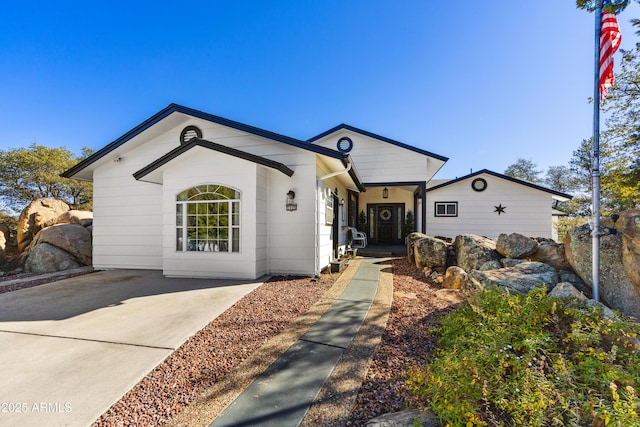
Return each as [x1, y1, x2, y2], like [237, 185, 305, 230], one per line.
[496, 232, 539, 259]
[435, 288, 465, 305]
[24, 243, 84, 273]
[615, 209, 640, 291]
[414, 236, 449, 273]
[548, 282, 587, 300]
[17, 198, 70, 252]
[406, 232, 428, 265]
[468, 261, 559, 294]
[526, 241, 573, 271]
[45, 210, 93, 227]
[0, 223, 9, 261]
[559, 270, 590, 297]
[365, 410, 441, 427]
[565, 222, 640, 319]
[442, 266, 467, 290]
[500, 258, 526, 268]
[29, 223, 92, 266]
[455, 234, 502, 273]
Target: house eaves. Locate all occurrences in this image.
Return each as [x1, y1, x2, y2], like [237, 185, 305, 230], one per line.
[133, 138, 295, 183]
[62, 103, 350, 179]
[307, 123, 449, 162]
[426, 169, 573, 200]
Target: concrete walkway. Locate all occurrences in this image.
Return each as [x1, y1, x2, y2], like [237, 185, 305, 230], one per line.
[208, 258, 388, 427]
[0, 270, 263, 427]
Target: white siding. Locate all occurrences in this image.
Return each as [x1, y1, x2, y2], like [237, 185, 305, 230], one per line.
[311, 131, 433, 183]
[91, 134, 178, 270]
[425, 174, 554, 240]
[159, 147, 260, 279]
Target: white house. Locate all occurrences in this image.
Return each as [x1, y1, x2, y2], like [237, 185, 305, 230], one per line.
[63, 104, 446, 279]
[425, 169, 572, 241]
[63, 104, 569, 279]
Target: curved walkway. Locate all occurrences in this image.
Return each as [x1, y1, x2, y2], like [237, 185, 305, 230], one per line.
[169, 257, 393, 427]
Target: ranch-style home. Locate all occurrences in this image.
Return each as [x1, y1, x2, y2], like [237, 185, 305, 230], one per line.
[63, 104, 570, 279]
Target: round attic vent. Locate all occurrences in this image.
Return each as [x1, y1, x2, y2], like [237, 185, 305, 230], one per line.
[180, 125, 202, 144]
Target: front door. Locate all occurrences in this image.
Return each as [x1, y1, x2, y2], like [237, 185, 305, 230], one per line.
[367, 203, 405, 244]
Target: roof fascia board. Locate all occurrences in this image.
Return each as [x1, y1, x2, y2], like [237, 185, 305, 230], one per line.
[307, 123, 449, 162]
[427, 169, 573, 199]
[63, 103, 346, 178]
[133, 138, 295, 181]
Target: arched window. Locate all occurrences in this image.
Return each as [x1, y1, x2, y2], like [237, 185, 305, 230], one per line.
[176, 185, 240, 252]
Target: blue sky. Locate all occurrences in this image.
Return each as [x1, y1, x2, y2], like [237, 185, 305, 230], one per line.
[1, 0, 638, 179]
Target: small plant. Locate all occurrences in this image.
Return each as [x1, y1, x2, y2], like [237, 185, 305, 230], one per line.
[402, 210, 415, 239]
[357, 210, 367, 233]
[406, 287, 640, 426]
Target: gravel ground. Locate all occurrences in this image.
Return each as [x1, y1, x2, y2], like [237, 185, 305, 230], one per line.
[3, 258, 459, 426]
[93, 273, 337, 427]
[344, 258, 458, 426]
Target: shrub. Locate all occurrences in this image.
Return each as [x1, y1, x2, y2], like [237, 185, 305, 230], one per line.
[406, 288, 640, 426]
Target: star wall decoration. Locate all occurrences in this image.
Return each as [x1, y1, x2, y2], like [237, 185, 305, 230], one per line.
[494, 204, 506, 215]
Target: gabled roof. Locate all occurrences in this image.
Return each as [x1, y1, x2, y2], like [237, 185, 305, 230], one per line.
[62, 103, 350, 179]
[426, 169, 573, 200]
[307, 123, 449, 162]
[133, 138, 295, 183]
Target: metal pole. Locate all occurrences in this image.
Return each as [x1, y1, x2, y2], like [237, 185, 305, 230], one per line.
[591, 2, 602, 302]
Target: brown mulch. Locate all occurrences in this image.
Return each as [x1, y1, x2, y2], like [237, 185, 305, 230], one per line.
[344, 258, 458, 425]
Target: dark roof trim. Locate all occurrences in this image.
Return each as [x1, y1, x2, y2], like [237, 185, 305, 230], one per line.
[426, 169, 573, 199]
[133, 138, 294, 181]
[362, 181, 426, 188]
[63, 103, 347, 178]
[307, 123, 449, 162]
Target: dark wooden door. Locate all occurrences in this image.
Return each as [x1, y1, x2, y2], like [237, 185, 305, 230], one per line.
[376, 205, 395, 244]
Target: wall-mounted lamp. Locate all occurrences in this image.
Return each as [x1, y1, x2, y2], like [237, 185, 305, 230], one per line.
[382, 187, 389, 199]
[286, 190, 297, 211]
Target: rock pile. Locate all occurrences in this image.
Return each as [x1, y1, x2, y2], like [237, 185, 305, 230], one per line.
[15, 198, 93, 274]
[407, 210, 640, 321]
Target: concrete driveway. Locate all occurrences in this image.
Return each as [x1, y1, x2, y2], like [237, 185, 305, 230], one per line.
[0, 270, 264, 427]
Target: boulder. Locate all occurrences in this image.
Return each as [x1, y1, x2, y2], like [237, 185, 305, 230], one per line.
[0, 225, 7, 262]
[45, 210, 93, 228]
[24, 243, 84, 273]
[17, 198, 70, 252]
[414, 236, 448, 273]
[366, 410, 441, 427]
[28, 223, 92, 266]
[406, 232, 428, 265]
[467, 261, 559, 294]
[500, 258, 526, 268]
[435, 288, 465, 305]
[496, 232, 538, 259]
[548, 282, 587, 301]
[526, 241, 573, 272]
[615, 209, 640, 291]
[559, 270, 591, 297]
[565, 223, 640, 319]
[442, 266, 467, 290]
[455, 234, 502, 272]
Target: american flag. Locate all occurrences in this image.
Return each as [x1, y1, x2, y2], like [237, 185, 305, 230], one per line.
[599, 0, 622, 100]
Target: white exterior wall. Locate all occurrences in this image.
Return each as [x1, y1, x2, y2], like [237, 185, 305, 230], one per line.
[91, 135, 180, 270]
[311, 131, 431, 183]
[425, 174, 554, 240]
[160, 147, 260, 279]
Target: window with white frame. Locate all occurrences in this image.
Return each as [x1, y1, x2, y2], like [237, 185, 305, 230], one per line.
[176, 185, 240, 252]
[434, 202, 458, 217]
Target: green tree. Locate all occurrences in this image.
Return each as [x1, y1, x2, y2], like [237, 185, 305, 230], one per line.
[504, 158, 542, 183]
[575, 0, 637, 13]
[0, 143, 93, 213]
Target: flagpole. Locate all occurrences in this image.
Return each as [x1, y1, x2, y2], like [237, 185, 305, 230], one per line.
[591, 2, 602, 303]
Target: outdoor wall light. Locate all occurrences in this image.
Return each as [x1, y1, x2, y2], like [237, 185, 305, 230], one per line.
[382, 187, 389, 199]
[286, 190, 297, 211]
